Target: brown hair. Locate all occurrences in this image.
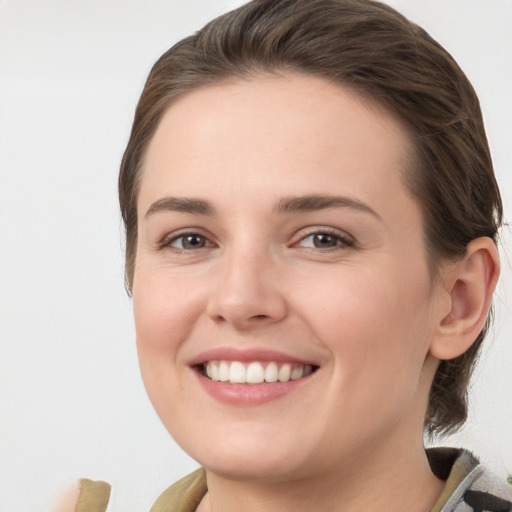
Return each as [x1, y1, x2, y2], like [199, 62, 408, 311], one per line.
[119, 0, 502, 435]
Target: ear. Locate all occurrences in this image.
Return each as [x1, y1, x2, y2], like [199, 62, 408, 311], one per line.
[429, 237, 500, 360]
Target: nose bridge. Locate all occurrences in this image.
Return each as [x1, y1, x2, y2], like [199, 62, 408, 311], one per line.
[207, 234, 286, 327]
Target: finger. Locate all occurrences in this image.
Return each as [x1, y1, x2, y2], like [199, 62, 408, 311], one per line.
[76, 479, 111, 512]
[51, 481, 81, 512]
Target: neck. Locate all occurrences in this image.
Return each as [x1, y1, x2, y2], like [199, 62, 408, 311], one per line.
[198, 433, 444, 512]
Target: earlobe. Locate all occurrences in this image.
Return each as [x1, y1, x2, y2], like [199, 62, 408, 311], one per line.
[429, 237, 500, 361]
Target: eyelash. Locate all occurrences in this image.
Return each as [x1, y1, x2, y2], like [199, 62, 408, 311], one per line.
[158, 227, 354, 253]
[292, 228, 354, 251]
[158, 230, 215, 252]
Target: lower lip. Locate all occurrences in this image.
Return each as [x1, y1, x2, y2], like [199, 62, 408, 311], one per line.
[195, 371, 312, 406]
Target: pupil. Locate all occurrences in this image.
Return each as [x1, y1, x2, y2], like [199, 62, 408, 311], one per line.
[313, 234, 336, 248]
[183, 235, 205, 249]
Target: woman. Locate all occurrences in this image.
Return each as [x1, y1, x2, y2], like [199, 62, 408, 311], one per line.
[63, 0, 511, 510]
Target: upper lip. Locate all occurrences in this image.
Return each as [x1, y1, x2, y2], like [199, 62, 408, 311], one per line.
[188, 347, 317, 367]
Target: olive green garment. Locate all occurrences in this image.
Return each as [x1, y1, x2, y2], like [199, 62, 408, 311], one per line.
[76, 479, 111, 512]
[150, 469, 207, 512]
[76, 450, 512, 511]
[75, 469, 206, 512]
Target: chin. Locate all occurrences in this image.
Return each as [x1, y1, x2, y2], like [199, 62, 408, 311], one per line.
[175, 427, 312, 482]
[202, 453, 308, 483]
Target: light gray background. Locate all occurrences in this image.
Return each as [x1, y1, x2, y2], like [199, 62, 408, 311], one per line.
[0, 1, 511, 511]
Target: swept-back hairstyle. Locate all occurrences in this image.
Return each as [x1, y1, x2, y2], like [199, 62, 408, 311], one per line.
[119, 0, 502, 435]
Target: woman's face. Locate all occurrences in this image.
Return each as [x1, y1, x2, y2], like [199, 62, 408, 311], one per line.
[133, 73, 447, 481]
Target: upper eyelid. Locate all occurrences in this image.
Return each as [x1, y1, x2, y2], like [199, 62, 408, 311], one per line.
[292, 226, 355, 243]
[297, 234, 353, 250]
[159, 228, 215, 247]
[156, 225, 355, 248]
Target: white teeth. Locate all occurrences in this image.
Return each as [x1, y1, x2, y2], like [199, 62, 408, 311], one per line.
[264, 362, 278, 383]
[247, 362, 265, 384]
[203, 361, 314, 384]
[219, 361, 230, 382]
[229, 361, 246, 383]
[290, 366, 304, 380]
[278, 364, 291, 382]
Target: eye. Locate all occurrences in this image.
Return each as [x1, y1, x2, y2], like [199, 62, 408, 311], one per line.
[161, 232, 215, 251]
[296, 230, 353, 250]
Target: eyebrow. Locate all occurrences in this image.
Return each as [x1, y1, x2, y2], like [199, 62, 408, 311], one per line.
[145, 197, 215, 217]
[274, 195, 382, 219]
[145, 194, 381, 220]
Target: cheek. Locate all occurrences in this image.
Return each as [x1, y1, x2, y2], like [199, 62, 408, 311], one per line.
[300, 263, 434, 375]
[133, 267, 203, 353]
[132, 269, 200, 418]
[132, 270, 202, 415]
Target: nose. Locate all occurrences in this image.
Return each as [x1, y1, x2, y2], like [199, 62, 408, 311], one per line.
[206, 246, 288, 330]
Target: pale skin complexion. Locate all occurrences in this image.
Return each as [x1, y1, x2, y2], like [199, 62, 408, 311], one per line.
[57, 72, 499, 512]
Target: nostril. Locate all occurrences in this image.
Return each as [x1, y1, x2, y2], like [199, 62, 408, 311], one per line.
[251, 314, 270, 320]
[206, 287, 287, 327]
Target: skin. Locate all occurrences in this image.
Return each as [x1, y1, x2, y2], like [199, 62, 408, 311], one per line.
[52, 483, 80, 512]
[131, 73, 493, 512]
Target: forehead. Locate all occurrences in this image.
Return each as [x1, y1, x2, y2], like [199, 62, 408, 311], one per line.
[139, 73, 415, 216]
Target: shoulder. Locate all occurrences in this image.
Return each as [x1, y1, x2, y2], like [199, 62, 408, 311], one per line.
[150, 468, 207, 512]
[464, 462, 512, 512]
[428, 448, 512, 512]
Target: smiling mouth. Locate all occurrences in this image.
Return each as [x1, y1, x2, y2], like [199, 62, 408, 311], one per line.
[199, 361, 317, 384]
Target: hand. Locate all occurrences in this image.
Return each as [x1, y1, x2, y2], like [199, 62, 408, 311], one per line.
[52, 480, 111, 512]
